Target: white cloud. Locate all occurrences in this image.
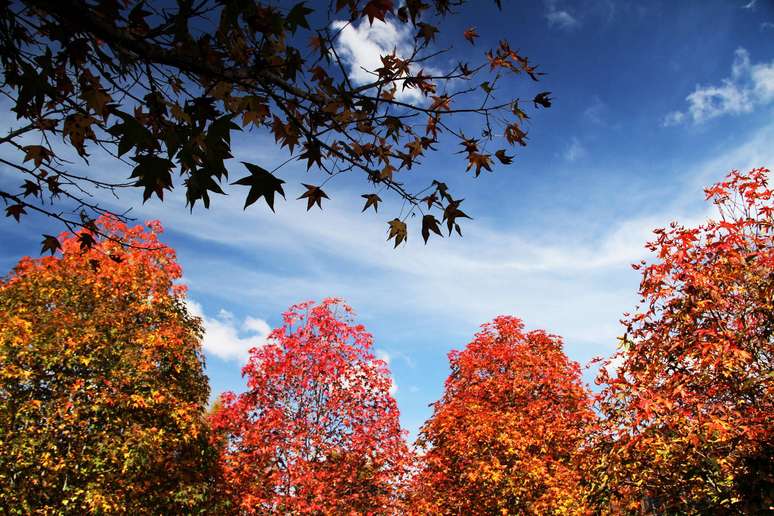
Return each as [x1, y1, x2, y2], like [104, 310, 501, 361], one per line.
[544, 0, 579, 30]
[664, 48, 774, 125]
[186, 300, 271, 363]
[563, 137, 587, 162]
[330, 19, 426, 103]
[136, 120, 774, 361]
[375, 349, 398, 395]
[583, 96, 608, 125]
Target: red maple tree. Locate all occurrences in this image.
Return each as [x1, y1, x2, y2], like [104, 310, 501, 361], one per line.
[589, 168, 774, 513]
[210, 299, 411, 514]
[412, 316, 596, 514]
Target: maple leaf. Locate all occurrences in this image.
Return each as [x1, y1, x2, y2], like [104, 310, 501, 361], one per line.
[298, 184, 329, 210]
[421, 214, 442, 244]
[504, 123, 528, 146]
[387, 218, 407, 247]
[21, 180, 41, 197]
[511, 99, 530, 121]
[361, 194, 381, 213]
[21, 145, 53, 168]
[463, 27, 478, 45]
[285, 2, 313, 33]
[416, 23, 439, 45]
[466, 153, 493, 176]
[184, 171, 225, 210]
[231, 162, 286, 211]
[379, 164, 396, 182]
[418, 194, 435, 210]
[533, 91, 553, 109]
[495, 149, 514, 165]
[130, 155, 174, 202]
[299, 139, 323, 170]
[39, 234, 61, 255]
[362, 0, 393, 25]
[62, 114, 96, 157]
[77, 232, 96, 251]
[107, 111, 154, 157]
[443, 200, 471, 235]
[5, 204, 26, 222]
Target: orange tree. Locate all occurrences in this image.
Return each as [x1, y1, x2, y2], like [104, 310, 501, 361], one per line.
[412, 316, 596, 515]
[0, 0, 552, 247]
[588, 168, 774, 513]
[209, 298, 411, 514]
[0, 216, 218, 514]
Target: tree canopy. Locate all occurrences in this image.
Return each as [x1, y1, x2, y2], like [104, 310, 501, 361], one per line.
[0, 216, 218, 513]
[588, 167, 774, 513]
[209, 298, 412, 514]
[0, 0, 551, 248]
[413, 316, 596, 514]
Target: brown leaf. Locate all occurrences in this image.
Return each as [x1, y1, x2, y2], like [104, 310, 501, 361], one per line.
[495, 149, 514, 165]
[361, 193, 382, 213]
[387, 218, 407, 248]
[421, 214, 442, 244]
[297, 184, 329, 210]
[463, 27, 478, 45]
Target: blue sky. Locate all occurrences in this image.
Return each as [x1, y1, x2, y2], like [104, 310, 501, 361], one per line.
[1, 0, 774, 439]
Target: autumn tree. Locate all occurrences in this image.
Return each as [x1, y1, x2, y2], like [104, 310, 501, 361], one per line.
[210, 298, 411, 514]
[412, 316, 596, 515]
[0, 216, 218, 513]
[0, 0, 551, 248]
[588, 168, 774, 513]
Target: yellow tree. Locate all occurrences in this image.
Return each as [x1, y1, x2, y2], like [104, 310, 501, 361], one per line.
[0, 216, 218, 514]
[413, 316, 596, 515]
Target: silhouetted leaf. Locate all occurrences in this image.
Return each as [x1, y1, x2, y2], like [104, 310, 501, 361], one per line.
[40, 234, 61, 255]
[421, 214, 442, 244]
[361, 193, 381, 213]
[129, 155, 174, 202]
[231, 162, 286, 211]
[297, 184, 328, 210]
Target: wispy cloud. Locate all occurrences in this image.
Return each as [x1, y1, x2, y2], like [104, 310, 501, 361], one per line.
[583, 96, 609, 126]
[563, 137, 587, 162]
[663, 48, 774, 126]
[138, 120, 774, 356]
[186, 300, 271, 363]
[544, 0, 579, 30]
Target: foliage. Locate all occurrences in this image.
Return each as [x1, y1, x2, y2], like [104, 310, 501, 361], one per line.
[210, 298, 411, 514]
[588, 168, 774, 513]
[0, 0, 552, 247]
[0, 216, 217, 514]
[412, 316, 596, 515]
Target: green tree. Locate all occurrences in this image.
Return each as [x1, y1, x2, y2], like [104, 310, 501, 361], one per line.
[0, 216, 218, 514]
